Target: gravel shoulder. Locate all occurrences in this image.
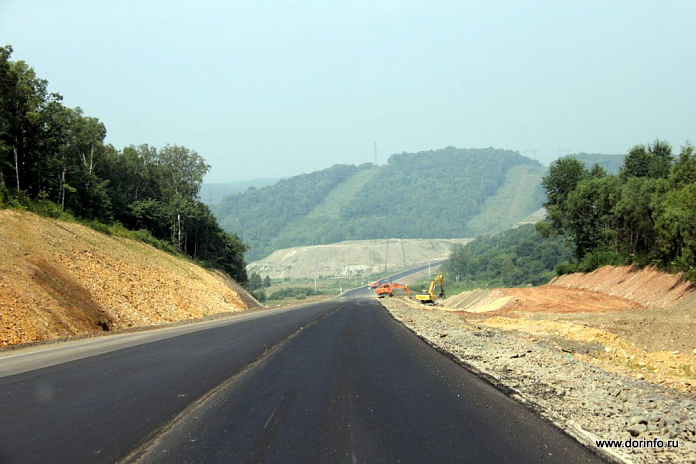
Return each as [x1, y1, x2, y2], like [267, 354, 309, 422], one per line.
[380, 298, 696, 464]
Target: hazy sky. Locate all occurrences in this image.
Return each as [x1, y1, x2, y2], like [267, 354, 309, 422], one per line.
[1, 1, 694, 182]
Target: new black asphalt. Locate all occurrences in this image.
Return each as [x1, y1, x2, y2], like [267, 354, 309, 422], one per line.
[0, 299, 604, 463]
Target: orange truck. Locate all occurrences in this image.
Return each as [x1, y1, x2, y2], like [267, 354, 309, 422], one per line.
[368, 278, 390, 289]
[375, 282, 412, 299]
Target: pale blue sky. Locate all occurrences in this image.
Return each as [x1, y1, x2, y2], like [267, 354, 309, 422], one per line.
[1, 1, 694, 181]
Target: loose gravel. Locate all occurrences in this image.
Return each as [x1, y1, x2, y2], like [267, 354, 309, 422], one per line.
[381, 299, 696, 464]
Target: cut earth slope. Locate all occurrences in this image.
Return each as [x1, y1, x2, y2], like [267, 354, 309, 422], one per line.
[0, 210, 259, 347]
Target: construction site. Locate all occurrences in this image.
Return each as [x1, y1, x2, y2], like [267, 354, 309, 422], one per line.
[376, 265, 695, 463]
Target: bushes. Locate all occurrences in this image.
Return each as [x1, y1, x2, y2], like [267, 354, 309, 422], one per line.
[251, 290, 267, 302]
[577, 251, 626, 273]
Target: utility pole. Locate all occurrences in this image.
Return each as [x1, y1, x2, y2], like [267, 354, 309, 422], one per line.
[384, 239, 389, 274]
[374, 141, 378, 166]
[524, 149, 539, 161]
[427, 256, 432, 280]
[401, 239, 407, 269]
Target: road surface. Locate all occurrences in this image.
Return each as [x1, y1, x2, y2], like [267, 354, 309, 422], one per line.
[342, 259, 448, 299]
[0, 298, 603, 463]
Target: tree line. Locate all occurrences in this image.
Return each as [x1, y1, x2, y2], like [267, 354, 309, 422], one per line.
[538, 140, 696, 280]
[0, 45, 247, 283]
[214, 146, 543, 261]
[446, 225, 571, 288]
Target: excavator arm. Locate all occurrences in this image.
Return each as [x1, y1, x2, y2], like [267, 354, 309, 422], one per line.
[390, 283, 412, 298]
[416, 274, 445, 305]
[375, 282, 412, 299]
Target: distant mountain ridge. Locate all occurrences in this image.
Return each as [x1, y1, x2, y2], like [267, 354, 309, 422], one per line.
[200, 178, 284, 205]
[212, 147, 549, 261]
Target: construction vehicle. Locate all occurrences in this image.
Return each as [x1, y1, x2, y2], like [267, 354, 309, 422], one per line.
[416, 274, 445, 305]
[368, 278, 390, 289]
[375, 282, 412, 299]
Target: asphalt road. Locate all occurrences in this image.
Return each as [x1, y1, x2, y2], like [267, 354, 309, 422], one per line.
[342, 259, 448, 299]
[0, 297, 603, 463]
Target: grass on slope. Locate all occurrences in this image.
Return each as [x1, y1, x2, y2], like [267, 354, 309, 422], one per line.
[306, 168, 380, 219]
[267, 168, 381, 249]
[467, 165, 546, 236]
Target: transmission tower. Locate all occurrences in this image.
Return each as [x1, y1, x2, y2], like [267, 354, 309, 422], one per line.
[374, 141, 378, 166]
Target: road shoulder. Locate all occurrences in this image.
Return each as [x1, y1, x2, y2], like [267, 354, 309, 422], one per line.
[0, 300, 337, 377]
[379, 298, 696, 464]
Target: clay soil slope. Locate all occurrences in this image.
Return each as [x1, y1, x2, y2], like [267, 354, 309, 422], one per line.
[442, 266, 696, 390]
[0, 210, 258, 347]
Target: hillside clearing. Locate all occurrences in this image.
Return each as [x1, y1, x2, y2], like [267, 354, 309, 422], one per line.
[248, 238, 470, 280]
[467, 164, 546, 235]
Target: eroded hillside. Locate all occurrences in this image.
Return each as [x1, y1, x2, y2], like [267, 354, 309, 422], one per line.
[0, 210, 259, 346]
[441, 265, 695, 389]
[248, 238, 471, 280]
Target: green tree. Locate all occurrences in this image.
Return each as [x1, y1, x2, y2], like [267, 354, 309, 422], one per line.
[620, 140, 673, 180]
[540, 157, 588, 233]
[247, 272, 263, 291]
[671, 143, 696, 188]
[0, 47, 249, 284]
[614, 177, 669, 258]
[654, 184, 696, 277]
[0, 46, 51, 192]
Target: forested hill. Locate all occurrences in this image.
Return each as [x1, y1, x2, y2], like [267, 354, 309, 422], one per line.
[213, 147, 545, 261]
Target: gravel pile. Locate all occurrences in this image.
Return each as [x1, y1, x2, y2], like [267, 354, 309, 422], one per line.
[381, 299, 696, 464]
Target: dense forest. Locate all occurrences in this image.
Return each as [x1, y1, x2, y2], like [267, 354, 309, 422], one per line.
[445, 225, 571, 288]
[215, 147, 544, 261]
[537, 140, 696, 280]
[0, 46, 247, 282]
[342, 148, 538, 237]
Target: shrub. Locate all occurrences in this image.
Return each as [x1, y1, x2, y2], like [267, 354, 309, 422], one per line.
[251, 289, 267, 302]
[577, 251, 625, 273]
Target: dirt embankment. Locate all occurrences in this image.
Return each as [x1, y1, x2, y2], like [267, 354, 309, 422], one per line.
[0, 210, 260, 347]
[441, 266, 696, 391]
[550, 265, 695, 309]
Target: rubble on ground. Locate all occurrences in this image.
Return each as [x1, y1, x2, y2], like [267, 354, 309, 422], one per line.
[381, 298, 696, 464]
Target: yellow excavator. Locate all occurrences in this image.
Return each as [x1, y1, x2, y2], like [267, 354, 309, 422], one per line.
[416, 274, 445, 305]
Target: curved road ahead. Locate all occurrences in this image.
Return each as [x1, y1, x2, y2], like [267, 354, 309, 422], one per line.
[342, 259, 448, 299]
[0, 297, 603, 463]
